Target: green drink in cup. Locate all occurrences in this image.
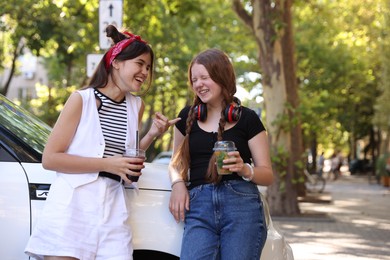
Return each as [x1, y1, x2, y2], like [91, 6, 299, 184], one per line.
[213, 141, 236, 175]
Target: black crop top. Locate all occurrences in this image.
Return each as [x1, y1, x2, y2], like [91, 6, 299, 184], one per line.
[175, 106, 266, 188]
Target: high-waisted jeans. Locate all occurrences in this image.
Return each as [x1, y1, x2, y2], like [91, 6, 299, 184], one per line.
[180, 180, 267, 260]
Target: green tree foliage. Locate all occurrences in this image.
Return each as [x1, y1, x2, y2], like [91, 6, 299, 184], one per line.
[373, 0, 390, 155]
[1, 0, 259, 158]
[295, 0, 384, 159]
[1, 0, 388, 172]
[1, 0, 100, 122]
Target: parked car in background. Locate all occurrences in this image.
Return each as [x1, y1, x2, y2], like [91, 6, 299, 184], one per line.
[349, 158, 373, 175]
[0, 94, 294, 260]
[151, 150, 173, 164]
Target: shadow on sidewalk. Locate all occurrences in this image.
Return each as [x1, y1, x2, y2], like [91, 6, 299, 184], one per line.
[273, 191, 335, 222]
[272, 175, 390, 260]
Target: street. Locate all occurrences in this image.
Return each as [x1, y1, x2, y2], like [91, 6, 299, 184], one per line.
[273, 173, 390, 260]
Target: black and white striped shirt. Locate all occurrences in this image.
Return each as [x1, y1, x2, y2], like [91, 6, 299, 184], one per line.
[94, 88, 127, 157]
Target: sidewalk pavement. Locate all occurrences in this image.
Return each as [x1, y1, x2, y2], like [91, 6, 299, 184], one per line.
[273, 173, 390, 260]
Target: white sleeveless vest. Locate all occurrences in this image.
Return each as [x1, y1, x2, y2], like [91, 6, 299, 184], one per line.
[57, 88, 141, 188]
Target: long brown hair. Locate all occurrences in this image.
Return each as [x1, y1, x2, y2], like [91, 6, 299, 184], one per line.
[171, 48, 237, 183]
[85, 25, 154, 94]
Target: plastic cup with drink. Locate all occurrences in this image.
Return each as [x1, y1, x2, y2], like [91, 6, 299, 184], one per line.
[213, 141, 236, 175]
[123, 148, 146, 182]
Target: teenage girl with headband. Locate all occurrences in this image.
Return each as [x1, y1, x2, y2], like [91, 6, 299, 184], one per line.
[25, 25, 180, 260]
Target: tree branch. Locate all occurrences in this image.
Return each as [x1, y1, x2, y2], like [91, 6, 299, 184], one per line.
[232, 0, 254, 31]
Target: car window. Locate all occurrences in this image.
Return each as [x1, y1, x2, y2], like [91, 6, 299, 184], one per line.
[0, 95, 51, 156]
[0, 143, 17, 162]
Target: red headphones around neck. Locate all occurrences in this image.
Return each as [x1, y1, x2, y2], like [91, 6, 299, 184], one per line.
[194, 97, 242, 123]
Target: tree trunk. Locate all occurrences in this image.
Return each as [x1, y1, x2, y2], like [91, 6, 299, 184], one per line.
[1, 42, 23, 96]
[233, 0, 302, 215]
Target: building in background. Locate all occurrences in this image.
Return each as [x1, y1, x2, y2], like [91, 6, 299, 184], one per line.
[1, 50, 48, 102]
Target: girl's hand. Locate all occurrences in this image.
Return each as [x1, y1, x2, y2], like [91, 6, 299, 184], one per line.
[169, 181, 189, 223]
[103, 156, 145, 184]
[150, 112, 181, 137]
[223, 151, 248, 178]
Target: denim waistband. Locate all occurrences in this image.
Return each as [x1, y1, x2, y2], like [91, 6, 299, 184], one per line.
[187, 174, 243, 190]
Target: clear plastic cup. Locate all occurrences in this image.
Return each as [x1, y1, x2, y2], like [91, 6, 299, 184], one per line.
[213, 141, 236, 175]
[123, 148, 146, 182]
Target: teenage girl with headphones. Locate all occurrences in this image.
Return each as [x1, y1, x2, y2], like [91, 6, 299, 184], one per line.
[168, 48, 274, 260]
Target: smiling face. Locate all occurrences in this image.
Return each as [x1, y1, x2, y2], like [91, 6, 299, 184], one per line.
[190, 63, 223, 105]
[113, 52, 152, 93]
[188, 49, 237, 108]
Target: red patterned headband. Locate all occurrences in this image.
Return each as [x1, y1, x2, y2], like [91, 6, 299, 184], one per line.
[104, 32, 147, 71]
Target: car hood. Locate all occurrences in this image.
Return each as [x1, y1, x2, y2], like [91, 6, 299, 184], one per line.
[129, 162, 172, 191]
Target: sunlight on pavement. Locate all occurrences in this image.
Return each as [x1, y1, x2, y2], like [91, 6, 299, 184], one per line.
[286, 230, 390, 260]
[273, 175, 390, 260]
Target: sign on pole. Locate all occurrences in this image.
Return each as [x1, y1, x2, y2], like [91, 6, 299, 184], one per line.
[99, 0, 123, 50]
[87, 54, 104, 77]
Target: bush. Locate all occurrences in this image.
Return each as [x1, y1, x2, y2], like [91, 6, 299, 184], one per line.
[376, 153, 390, 177]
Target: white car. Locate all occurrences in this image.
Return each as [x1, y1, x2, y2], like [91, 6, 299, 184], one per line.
[151, 151, 173, 165]
[0, 94, 294, 260]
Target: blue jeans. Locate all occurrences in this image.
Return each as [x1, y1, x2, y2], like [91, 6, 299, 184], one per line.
[180, 180, 267, 260]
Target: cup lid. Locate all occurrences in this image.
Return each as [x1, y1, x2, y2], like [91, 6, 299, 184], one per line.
[124, 148, 146, 156]
[213, 141, 236, 151]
